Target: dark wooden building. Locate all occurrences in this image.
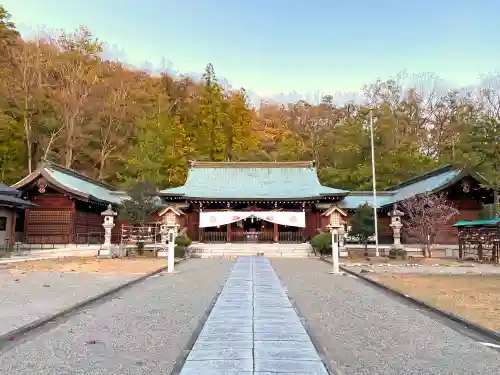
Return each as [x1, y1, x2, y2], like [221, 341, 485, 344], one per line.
[12, 161, 124, 244]
[0, 184, 34, 247]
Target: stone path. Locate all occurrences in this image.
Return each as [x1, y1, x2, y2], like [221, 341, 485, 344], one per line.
[180, 256, 328, 374]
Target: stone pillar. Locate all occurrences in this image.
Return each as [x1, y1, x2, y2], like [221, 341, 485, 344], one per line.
[327, 224, 342, 275]
[388, 205, 404, 249]
[157, 224, 168, 258]
[338, 224, 348, 257]
[167, 226, 179, 273]
[100, 204, 117, 258]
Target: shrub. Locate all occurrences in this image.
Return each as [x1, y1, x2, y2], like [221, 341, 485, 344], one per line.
[175, 234, 192, 247]
[309, 232, 332, 255]
[136, 241, 145, 255]
[174, 245, 185, 258]
[388, 248, 407, 260]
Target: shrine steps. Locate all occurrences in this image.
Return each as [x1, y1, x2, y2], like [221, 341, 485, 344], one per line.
[188, 242, 315, 258]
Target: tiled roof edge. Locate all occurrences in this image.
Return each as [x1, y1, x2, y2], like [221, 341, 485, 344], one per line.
[384, 165, 456, 191]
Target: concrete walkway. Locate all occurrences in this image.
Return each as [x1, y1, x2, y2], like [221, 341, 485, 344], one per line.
[180, 256, 328, 374]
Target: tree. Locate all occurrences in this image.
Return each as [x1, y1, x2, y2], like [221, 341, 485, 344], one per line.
[0, 113, 25, 183]
[119, 180, 158, 226]
[401, 193, 459, 257]
[196, 63, 227, 161]
[349, 203, 375, 255]
[50, 26, 103, 168]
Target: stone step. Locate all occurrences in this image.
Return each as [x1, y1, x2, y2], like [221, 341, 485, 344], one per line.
[191, 252, 315, 258]
[191, 249, 313, 255]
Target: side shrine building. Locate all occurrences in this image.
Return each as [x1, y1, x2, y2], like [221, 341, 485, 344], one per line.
[9, 160, 497, 246]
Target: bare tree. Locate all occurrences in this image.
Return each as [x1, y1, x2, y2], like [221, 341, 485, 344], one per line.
[401, 193, 459, 257]
[10, 35, 53, 173]
[50, 26, 103, 168]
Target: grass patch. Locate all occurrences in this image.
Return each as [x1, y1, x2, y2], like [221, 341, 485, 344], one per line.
[370, 274, 500, 332]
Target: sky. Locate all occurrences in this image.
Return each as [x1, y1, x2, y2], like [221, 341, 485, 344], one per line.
[3, 0, 500, 100]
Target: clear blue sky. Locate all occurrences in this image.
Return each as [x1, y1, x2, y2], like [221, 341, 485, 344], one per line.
[3, 0, 500, 97]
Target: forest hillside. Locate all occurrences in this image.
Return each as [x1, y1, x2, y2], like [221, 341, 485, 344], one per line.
[0, 6, 498, 191]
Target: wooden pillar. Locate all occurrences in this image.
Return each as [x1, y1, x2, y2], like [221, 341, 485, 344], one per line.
[9, 210, 16, 247]
[458, 234, 463, 259]
[227, 223, 231, 242]
[273, 223, 278, 243]
[24, 208, 30, 243]
[198, 227, 204, 243]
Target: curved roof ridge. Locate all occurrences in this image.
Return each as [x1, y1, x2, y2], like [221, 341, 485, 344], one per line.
[189, 160, 316, 169]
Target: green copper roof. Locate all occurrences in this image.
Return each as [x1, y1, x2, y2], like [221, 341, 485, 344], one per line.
[338, 193, 395, 209]
[160, 161, 348, 199]
[13, 161, 124, 205]
[453, 218, 500, 227]
[44, 167, 123, 204]
[339, 166, 480, 209]
[385, 168, 461, 204]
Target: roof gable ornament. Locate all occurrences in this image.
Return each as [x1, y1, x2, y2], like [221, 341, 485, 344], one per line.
[157, 205, 184, 217]
[321, 204, 347, 217]
[37, 178, 47, 193]
[461, 179, 471, 193]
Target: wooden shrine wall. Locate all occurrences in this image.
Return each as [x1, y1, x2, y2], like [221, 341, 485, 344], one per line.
[74, 211, 105, 243]
[305, 210, 322, 239]
[24, 194, 75, 244]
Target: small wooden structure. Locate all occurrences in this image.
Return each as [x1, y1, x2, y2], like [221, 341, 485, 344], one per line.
[453, 218, 500, 263]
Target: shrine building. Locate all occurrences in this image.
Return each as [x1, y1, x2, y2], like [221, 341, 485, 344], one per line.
[9, 160, 497, 246]
[158, 161, 496, 245]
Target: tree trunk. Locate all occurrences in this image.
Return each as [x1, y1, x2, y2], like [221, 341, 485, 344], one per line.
[364, 241, 368, 257]
[424, 241, 432, 258]
[23, 104, 32, 174]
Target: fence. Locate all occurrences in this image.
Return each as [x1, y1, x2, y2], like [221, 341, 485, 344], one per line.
[0, 232, 123, 255]
[201, 231, 303, 243]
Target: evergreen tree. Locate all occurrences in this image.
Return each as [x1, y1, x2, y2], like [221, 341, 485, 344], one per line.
[349, 203, 375, 255]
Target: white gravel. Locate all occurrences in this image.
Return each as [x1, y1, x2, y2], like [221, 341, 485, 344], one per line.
[0, 258, 234, 375]
[0, 271, 135, 336]
[271, 258, 500, 375]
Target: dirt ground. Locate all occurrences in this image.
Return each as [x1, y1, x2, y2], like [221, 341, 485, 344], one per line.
[370, 274, 500, 332]
[4, 257, 171, 276]
[343, 256, 465, 266]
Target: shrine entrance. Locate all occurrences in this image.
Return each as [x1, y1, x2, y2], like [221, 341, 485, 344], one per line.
[199, 211, 305, 244]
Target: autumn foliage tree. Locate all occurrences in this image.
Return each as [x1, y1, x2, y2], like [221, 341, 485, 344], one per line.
[0, 3, 499, 201]
[401, 193, 459, 257]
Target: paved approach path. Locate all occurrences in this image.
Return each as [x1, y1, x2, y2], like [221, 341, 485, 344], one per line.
[180, 256, 328, 374]
[272, 259, 500, 375]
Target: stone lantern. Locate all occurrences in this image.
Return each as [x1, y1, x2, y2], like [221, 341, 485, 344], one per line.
[100, 204, 117, 258]
[388, 204, 404, 248]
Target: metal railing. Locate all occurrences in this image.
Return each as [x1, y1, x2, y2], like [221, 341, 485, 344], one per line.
[201, 230, 303, 243]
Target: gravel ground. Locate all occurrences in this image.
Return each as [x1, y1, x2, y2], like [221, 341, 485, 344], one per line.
[0, 270, 136, 336]
[0, 258, 234, 375]
[344, 264, 500, 275]
[271, 259, 500, 375]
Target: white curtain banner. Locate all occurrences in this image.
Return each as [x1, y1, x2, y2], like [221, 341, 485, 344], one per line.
[199, 211, 305, 228]
[254, 212, 306, 228]
[199, 212, 253, 228]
